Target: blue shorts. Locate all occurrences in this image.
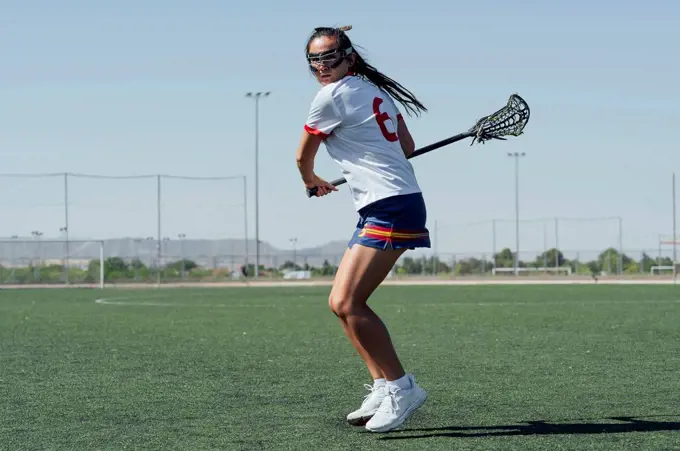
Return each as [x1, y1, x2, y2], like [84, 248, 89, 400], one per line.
[348, 192, 431, 251]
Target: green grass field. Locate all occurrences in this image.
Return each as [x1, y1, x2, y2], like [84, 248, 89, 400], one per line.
[2, 284, 680, 450]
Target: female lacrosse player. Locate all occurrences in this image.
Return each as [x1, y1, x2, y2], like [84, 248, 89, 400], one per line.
[295, 25, 430, 433]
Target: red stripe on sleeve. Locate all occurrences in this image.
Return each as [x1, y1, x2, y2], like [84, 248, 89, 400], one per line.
[304, 124, 329, 139]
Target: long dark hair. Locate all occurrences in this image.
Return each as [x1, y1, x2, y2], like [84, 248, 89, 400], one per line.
[306, 26, 428, 117]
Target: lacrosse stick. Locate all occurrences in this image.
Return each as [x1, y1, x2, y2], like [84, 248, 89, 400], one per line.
[306, 93, 530, 198]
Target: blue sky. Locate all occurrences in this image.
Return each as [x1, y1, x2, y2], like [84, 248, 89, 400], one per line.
[1, 0, 679, 259]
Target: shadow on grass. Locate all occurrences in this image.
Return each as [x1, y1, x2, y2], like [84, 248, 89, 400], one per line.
[379, 415, 680, 440]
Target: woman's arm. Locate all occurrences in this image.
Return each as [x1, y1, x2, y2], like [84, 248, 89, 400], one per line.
[397, 117, 415, 158]
[296, 131, 323, 186]
[296, 130, 337, 196]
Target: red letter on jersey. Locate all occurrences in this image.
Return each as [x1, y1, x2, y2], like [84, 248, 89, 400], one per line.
[373, 97, 399, 142]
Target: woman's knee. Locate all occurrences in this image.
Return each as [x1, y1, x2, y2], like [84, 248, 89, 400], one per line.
[328, 291, 364, 318]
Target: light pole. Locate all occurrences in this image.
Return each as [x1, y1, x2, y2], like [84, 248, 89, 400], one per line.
[290, 237, 298, 269]
[31, 230, 43, 281]
[673, 172, 677, 283]
[145, 237, 154, 280]
[10, 235, 18, 283]
[133, 238, 143, 281]
[162, 237, 170, 261]
[507, 152, 526, 275]
[246, 91, 271, 278]
[63, 173, 70, 284]
[241, 175, 249, 275]
[60, 226, 69, 283]
[178, 233, 186, 279]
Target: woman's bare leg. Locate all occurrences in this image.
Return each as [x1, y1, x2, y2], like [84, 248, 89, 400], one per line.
[331, 245, 429, 433]
[330, 248, 386, 380]
[329, 244, 407, 381]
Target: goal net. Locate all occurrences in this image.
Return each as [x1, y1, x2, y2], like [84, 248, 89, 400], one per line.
[650, 236, 680, 276]
[491, 266, 572, 276]
[0, 239, 104, 288]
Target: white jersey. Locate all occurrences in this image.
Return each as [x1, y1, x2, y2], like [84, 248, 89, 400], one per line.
[304, 74, 422, 211]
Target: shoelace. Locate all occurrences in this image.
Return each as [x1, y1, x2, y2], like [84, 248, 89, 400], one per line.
[360, 383, 383, 406]
[377, 386, 402, 414]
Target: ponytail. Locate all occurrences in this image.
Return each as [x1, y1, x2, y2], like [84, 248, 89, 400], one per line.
[352, 52, 428, 117]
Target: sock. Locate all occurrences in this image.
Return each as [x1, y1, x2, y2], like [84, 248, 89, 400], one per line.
[373, 378, 386, 388]
[387, 374, 412, 391]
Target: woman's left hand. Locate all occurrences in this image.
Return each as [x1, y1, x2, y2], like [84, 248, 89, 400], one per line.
[306, 175, 337, 197]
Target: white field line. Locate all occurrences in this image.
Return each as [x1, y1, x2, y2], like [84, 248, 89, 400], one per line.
[94, 296, 680, 309]
[5, 276, 680, 290]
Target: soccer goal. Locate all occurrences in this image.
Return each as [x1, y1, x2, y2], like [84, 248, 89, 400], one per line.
[0, 239, 105, 289]
[652, 235, 680, 276]
[650, 265, 678, 275]
[492, 266, 572, 276]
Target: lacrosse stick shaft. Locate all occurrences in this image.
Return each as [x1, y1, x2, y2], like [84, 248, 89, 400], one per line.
[306, 93, 529, 197]
[314, 131, 475, 192]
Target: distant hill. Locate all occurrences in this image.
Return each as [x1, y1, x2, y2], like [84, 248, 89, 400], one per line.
[0, 237, 356, 269]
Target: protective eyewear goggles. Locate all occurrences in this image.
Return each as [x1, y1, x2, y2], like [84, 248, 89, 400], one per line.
[306, 46, 353, 72]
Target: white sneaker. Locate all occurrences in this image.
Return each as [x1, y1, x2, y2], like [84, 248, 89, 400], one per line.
[364, 374, 428, 433]
[346, 383, 389, 426]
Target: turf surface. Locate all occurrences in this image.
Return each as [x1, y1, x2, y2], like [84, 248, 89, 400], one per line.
[1, 284, 680, 450]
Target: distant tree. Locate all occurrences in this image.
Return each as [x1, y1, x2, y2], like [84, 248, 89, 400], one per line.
[320, 259, 337, 276]
[533, 248, 566, 267]
[454, 257, 487, 275]
[279, 260, 301, 271]
[105, 257, 127, 273]
[130, 258, 146, 270]
[397, 257, 422, 275]
[597, 247, 633, 274]
[423, 257, 451, 274]
[494, 248, 515, 268]
[586, 260, 600, 275]
[165, 259, 198, 272]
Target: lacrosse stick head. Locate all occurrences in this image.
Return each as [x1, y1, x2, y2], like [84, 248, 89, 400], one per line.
[468, 93, 530, 145]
